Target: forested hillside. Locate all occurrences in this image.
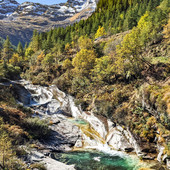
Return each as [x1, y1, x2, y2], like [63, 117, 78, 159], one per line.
[1, 0, 163, 53]
[0, 0, 169, 169]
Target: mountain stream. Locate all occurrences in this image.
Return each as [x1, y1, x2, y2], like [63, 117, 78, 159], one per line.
[14, 80, 150, 170]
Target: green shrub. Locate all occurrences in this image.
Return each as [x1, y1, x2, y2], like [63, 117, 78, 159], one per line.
[0, 63, 20, 80]
[17, 104, 33, 116]
[30, 163, 46, 170]
[24, 117, 50, 139]
[0, 86, 16, 106]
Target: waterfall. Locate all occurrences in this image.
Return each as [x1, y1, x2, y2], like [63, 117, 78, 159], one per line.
[17, 80, 136, 158]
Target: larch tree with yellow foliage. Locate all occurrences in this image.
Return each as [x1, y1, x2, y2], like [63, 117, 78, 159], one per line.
[9, 53, 22, 66]
[78, 36, 93, 50]
[91, 56, 115, 83]
[95, 26, 106, 39]
[72, 49, 96, 76]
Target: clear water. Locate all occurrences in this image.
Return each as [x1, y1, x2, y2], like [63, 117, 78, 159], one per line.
[69, 118, 88, 125]
[54, 150, 140, 170]
[61, 119, 140, 170]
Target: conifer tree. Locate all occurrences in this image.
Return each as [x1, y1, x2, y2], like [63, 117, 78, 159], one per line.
[147, 0, 153, 11]
[44, 31, 53, 51]
[17, 41, 23, 57]
[2, 36, 13, 64]
[24, 42, 28, 51]
[31, 30, 40, 52]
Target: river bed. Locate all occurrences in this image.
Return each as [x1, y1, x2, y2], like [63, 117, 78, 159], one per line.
[8, 79, 157, 170]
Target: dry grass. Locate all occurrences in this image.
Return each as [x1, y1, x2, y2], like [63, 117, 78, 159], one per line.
[69, 8, 92, 22]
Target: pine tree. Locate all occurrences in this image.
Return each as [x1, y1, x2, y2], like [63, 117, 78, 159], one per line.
[17, 41, 23, 57]
[30, 30, 41, 52]
[147, 0, 153, 11]
[44, 34, 52, 51]
[2, 36, 13, 64]
[24, 42, 28, 51]
[65, 32, 71, 44]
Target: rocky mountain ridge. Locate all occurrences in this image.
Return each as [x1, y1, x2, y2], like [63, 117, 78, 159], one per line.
[0, 0, 97, 20]
[0, 0, 18, 19]
[0, 0, 98, 45]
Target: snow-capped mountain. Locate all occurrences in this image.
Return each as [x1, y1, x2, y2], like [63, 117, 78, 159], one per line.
[0, 0, 19, 18]
[0, 0, 97, 20]
[0, 0, 98, 45]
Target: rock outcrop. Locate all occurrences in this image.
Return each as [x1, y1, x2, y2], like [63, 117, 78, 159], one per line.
[27, 150, 75, 170]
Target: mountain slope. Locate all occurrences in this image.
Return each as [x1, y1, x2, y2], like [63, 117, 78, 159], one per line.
[0, 0, 19, 19]
[0, 0, 98, 45]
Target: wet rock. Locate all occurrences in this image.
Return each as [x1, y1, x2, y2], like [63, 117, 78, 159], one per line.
[81, 112, 107, 139]
[42, 157, 75, 170]
[162, 154, 168, 162]
[157, 145, 165, 162]
[40, 115, 81, 152]
[55, 144, 73, 152]
[29, 150, 76, 170]
[124, 148, 134, 152]
[32, 151, 45, 159]
[167, 159, 170, 169]
[107, 128, 132, 151]
[13, 80, 166, 169]
[74, 139, 83, 148]
[29, 151, 45, 163]
[30, 156, 42, 163]
[162, 154, 170, 169]
[123, 129, 142, 156]
[142, 155, 156, 160]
